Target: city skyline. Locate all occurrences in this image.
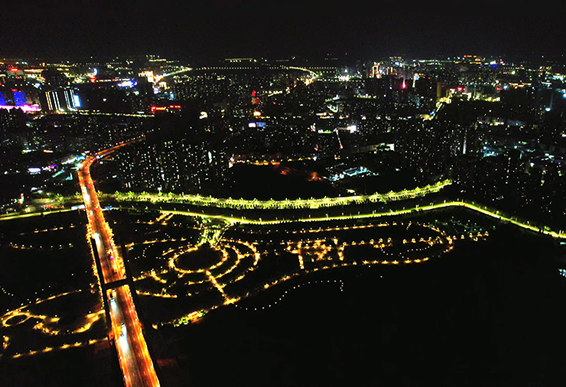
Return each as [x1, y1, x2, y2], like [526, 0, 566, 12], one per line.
[3, 5, 566, 385]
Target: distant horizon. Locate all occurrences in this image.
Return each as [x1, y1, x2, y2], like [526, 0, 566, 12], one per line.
[2, 52, 566, 66]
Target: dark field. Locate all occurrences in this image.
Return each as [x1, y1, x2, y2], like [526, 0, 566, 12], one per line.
[154, 224, 566, 387]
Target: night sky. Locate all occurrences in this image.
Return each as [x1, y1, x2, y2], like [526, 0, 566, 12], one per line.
[2, 0, 566, 62]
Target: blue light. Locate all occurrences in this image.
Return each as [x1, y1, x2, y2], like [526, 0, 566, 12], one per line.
[73, 94, 81, 108]
[13, 91, 27, 106]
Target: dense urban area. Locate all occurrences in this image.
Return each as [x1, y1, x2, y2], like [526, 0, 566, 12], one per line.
[2, 53, 566, 386]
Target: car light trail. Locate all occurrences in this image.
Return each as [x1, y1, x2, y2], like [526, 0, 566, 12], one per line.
[78, 140, 159, 387]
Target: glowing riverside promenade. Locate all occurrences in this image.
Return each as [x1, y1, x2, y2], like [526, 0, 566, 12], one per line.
[2, 185, 564, 241]
[77, 140, 160, 387]
[127, 201, 565, 240]
[112, 180, 452, 210]
[105, 173, 564, 240]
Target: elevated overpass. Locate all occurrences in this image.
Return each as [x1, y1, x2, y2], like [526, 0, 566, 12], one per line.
[77, 140, 160, 387]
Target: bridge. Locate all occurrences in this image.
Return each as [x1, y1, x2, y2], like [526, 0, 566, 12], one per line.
[77, 140, 160, 387]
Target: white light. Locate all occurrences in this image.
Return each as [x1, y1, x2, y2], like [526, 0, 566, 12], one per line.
[118, 80, 134, 88]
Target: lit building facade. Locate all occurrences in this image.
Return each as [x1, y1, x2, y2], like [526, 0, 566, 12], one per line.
[113, 138, 228, 194]
[44, 89, 80, 112]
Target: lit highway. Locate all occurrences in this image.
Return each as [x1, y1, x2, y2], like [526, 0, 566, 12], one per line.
[78, 148, 126, 284]
[108, 286, 160, 387]
[78, 139, 160, 387]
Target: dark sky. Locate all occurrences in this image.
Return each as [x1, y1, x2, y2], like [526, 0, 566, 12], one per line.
[2, 0, 566, 62]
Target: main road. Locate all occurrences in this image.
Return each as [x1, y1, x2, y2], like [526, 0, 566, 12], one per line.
[77, 139, 160, 387]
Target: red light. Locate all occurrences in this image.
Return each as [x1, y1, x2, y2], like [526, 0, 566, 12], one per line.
[252, 90, 256, 97]
[11, 89, 17, 92]
[9, 68, 18, 72]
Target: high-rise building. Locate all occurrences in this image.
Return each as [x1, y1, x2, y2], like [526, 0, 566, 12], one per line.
[369, 63, 383, 78]
[436, 82, 444, 101]
[13, 91, 27, 106]
[44, 89, 80, 112]
[114, 137, 228, 195]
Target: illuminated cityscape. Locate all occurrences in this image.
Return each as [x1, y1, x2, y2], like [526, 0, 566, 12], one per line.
[2, 1, 566, 386]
